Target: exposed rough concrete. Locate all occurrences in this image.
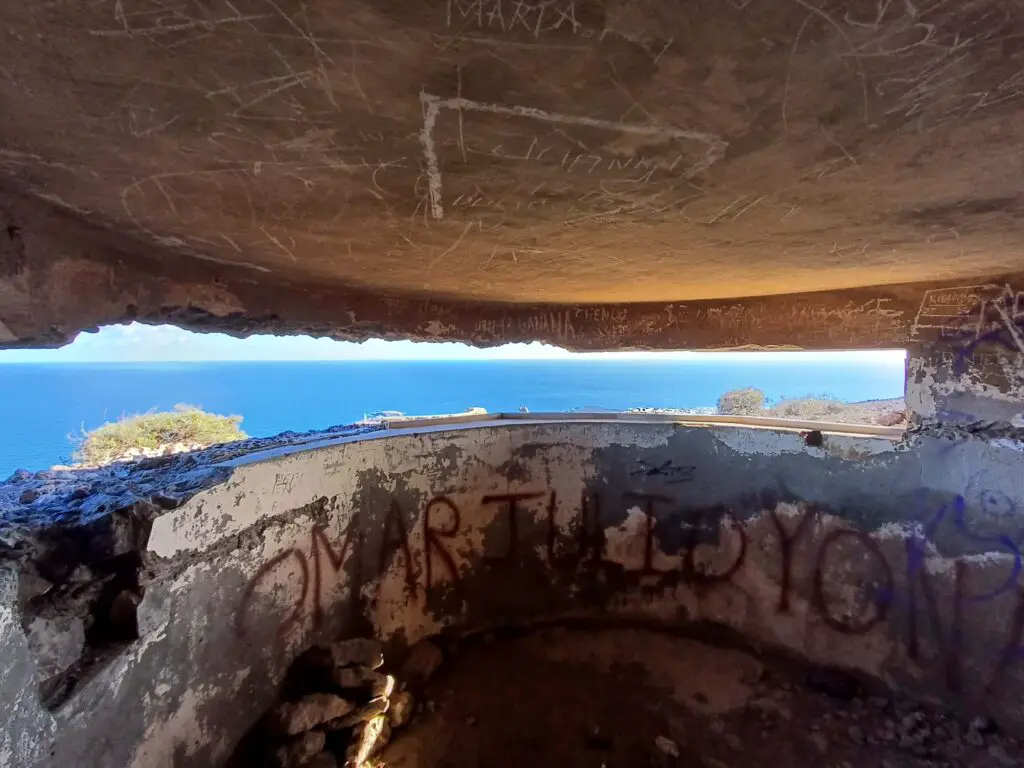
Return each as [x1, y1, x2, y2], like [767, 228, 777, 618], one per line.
[905, 283, 1024, 438]
[0, 420, 381, 717]
[1, 1, 1024, 345]
[1, 414, 1023, 766]
[4, 186, 1024, 352]
[1, 5, 1021, 763]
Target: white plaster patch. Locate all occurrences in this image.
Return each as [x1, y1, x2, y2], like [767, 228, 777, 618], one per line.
[905, 357, 937, 419]
[149, 436, 379, 557]
[603, 507, 677, 572]
[713, 426, 808, 456]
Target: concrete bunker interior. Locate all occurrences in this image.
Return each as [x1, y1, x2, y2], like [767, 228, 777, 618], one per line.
[2, 0, 1024, 765]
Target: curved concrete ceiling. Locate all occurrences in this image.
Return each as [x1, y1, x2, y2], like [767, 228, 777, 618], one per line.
[1, 0, 1023, 347]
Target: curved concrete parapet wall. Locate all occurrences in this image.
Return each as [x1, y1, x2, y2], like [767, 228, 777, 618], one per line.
[3, 419, 1024, 766]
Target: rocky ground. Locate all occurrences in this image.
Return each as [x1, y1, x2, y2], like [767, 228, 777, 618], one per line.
[235, 625, 1023, 768]
[630, 398, 907, 427]
[230, 637, 439, 768]
[0, 422, 382, 543]
[373, 627, 1021, 768]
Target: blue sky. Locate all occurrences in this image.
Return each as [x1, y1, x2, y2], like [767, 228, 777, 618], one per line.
[0, 323, 908, 363]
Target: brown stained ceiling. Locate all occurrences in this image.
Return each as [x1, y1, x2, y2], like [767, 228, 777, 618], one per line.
[0, 0, 1023, 347]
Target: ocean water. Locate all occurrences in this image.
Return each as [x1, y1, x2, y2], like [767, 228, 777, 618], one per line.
[0, 358, 905, 477]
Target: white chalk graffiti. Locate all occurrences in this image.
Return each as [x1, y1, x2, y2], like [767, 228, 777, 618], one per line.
[913, 284, 1024, 355]
[418, 93, 727, 220]
[912, 285, 999, 336]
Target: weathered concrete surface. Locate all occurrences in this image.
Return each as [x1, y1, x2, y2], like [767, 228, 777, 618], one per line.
[2, 418, 1023, 766]
[1, 1, 1024, 346]
[905, 283, 1024, 429]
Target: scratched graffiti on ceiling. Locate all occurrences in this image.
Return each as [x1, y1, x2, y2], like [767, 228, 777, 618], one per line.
[1, 0, 1023, 306]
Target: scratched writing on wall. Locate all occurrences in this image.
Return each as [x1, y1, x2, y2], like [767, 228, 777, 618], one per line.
[913, 283, 1024, 372]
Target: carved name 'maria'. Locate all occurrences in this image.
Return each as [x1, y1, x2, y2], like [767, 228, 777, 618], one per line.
[447, 0, 582, 37]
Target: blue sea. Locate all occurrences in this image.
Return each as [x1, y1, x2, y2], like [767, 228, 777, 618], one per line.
[0, 358, 906, 477]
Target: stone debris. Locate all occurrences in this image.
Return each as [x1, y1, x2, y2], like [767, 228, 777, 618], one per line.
[331, 666, 393, 695]
[15, 568, 52, 607]
[388, 691, 415, 730]
[0, 421, 379, 711]
[233, 634, 437, 767]
[238, 626, 1024, 768]
[274, 730, 326, 768]
[368, 628, 1024, 768]
[24, 614, 85, 678]
[347, 715, 391, 766]
[655, 735, 680, 757]
[399, 639, 443, 686]
[329, 638, 385, 671]
[271, 694, 356, 736]
[326, 696, 390, 730]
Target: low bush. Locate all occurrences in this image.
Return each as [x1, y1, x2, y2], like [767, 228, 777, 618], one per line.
[716, 387, 766, 416]
[768, 396, 845, 421]
[74, 404, 247, 465]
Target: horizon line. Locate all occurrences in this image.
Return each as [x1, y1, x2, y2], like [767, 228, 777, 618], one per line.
[0, 351, 909, 363]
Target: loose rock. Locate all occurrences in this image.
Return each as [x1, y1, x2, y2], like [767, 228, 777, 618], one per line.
[273, 730, 325, 768]
[332, 665, 394, 697]
[400, 639, 443, 685]
[655, 735, 680, 757]
[347, 714, 391, 766]
[270, 694, 355, 735]
[16, 569, 52, 606]
[325, 696, 390, 730]
[389, 691, 415, 730]
[25, 614, 86, 679]
[330, 638, 384, 670]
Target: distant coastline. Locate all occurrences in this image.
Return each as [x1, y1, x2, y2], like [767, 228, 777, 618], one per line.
[0, 359, 906, 476]
[630, 396, 905, 426]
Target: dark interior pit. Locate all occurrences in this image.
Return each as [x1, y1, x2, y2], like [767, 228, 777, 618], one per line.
[233, 626, 1022, 768]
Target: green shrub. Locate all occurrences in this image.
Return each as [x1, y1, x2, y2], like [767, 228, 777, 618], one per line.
[716, 387, 766, 416]
[74, 404, 247, 465]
